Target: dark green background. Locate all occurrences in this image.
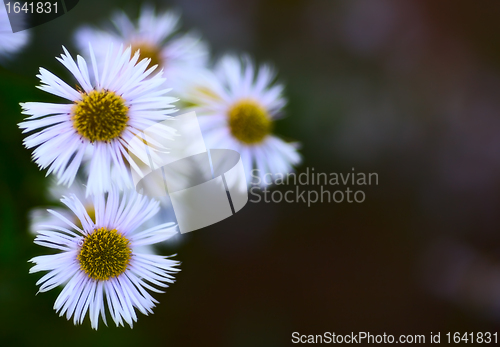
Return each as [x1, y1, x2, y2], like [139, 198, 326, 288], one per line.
[2, 0, 500, 346]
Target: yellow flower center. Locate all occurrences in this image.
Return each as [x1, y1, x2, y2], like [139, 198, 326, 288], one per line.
[77, 227, 132, 281]
[72, 90, 129, 143]
[130, 42, 162, 70]
[228, 100, 272, 144]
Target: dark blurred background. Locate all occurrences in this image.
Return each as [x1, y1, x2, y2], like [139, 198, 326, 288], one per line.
[2, 0, 500, 346]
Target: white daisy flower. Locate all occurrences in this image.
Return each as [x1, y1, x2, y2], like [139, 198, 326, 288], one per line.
[0, 4, 30, 61]
[18, 45, 177, 195]
[74, 5, 209, 89]
[181, 55, 301, 186]
[29, 189, 179, 329]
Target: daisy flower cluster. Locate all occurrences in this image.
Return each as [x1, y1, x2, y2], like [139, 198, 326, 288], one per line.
[19, 5, 301, 329]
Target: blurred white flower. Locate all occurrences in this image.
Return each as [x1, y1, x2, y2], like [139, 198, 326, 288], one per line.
[181, 55, 301, 186]
[29, 178, 92, 235]
[18, 45, 177, 195]
[74, 5, 209, 89]
[0, 4, 29, 62]
[29, 188, 179, 329]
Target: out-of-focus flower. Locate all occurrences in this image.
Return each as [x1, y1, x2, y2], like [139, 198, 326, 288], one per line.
[0, 4, 30, 62]
[74, 5, 209, 89]
[181, 55, 301, 186]
[29, 178, 93, 234]
[29, 189, 179, 329]
[18, 45, 177, 195]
